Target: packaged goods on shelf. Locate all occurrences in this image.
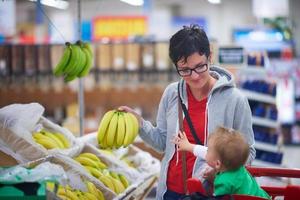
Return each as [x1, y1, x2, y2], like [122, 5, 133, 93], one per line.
[0, 103, 83, 165]
[96, 43, 112, 70]
[141, 43, 154, 70]
[125, 43, 140, 71]
[155, 42, 170, 70]
[24, 45, 38, 76]
[112, 43, 125, 71]
[11, 45, 24, 75]
[0, 45, 11, 76]
[37, 45, 51, 74]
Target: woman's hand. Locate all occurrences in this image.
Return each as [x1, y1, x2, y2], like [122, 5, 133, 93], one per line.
[172, 131, 195, 152]
[118, 106, 143, 127]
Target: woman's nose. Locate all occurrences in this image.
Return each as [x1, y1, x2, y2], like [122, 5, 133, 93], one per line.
[190, 70, 199, 79]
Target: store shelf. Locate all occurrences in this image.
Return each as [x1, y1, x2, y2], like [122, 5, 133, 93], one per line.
[252, 116, 278, 129]
[252, 159, 282, 168]
[254, 141, 281, 153]
[241, 89, 276, 104]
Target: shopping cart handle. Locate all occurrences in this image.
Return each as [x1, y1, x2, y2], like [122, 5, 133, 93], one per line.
[246, 166, 300, 178]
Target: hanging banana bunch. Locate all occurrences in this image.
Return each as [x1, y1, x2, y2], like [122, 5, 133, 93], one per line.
[53, 40, 93, 82]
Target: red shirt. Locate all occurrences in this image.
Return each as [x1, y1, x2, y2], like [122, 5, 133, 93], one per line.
[167, 85, 207, 194]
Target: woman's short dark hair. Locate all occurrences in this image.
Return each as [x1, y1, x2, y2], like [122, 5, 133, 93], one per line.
[169, 24, 210, 65]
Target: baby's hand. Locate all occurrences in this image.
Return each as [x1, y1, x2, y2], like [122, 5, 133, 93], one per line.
[201, 166, 216, 183]
[171, 131, 193, 152]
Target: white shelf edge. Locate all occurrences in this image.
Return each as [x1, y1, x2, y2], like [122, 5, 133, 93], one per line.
[241, 89, 276, 104]
[252, 116, 278, 128]
[254, 141, 282, 153]
[252, 159, 282, 168]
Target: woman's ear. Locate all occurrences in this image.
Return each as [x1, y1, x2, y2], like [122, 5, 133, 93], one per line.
[208, 53, 213, 65]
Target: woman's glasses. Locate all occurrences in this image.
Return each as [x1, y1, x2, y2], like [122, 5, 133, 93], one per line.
[176, 63, 208, 77]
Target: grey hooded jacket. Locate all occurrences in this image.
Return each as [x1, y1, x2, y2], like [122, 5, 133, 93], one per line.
[139, 66, 255, 200]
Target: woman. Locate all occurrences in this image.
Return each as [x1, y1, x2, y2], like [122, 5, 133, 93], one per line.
[119, 24, 255, 200]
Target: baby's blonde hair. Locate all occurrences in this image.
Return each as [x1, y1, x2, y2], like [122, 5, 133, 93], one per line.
[208, 126, 250, 171]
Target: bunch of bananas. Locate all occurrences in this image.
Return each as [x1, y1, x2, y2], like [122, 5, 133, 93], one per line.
[47, 181, 105, 200]
[32, 129, 70, 149]
[73, 153, 130, 195]
[97, 110, 139, 149]
[53, 40, 93, 82]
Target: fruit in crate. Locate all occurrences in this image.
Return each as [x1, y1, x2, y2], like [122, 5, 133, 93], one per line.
[74, 152, 108, 170]
[53, 40, 93, 82]
[32, 129, 70, 149]
[97, 110, 139, 149]
[47, 182, 105, 200]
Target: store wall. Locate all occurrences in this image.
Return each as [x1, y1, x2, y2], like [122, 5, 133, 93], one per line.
[290, 0, 300, 56]
[78, 0, 256, 44]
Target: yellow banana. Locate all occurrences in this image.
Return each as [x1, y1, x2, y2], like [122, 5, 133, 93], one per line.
[84, 192, 98, 200]
[109, 171, 119, 180]
[123, 113, 134, 147]
[84, 166, 102, 178]
[57, 187, 79, 200]
[53, 42, 71, 76]
[40, 130, 65, 149]
[105, 112, 119, 147]
[55, 133, 70, 148]
[97, 110, 116, 144]
[98, 174, 115, 192]
[32, 132, 48, 140]
[78, 152, 108, 169]
[78, 153, 100, 162]
[118, 174, 130, 188]
[96, 190, 105, 200]
[109, 176, 125, 194]
[74, 156, 99, 169]
[116, 112, 126, 147]
[127, 113, 139, 143]
[34, 137, 60, 149]
[86, 181, 105, 200]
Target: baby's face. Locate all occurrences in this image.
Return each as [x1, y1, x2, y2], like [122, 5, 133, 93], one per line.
[205, 140, 220, 169]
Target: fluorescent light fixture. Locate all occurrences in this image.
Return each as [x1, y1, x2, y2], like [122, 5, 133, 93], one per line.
[120, 0, 144, 6]
[208, 0, 221, 4]
[29, 0, 69, 10]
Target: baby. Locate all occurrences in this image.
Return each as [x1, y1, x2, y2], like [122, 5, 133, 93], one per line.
[173, 126, 270, 199]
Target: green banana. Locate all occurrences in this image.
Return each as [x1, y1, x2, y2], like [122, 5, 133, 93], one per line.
[78, 47, 93, 77]
[53, 42, 71, 76]
[63, 44, 82, 76]
[83, 42, 93, 57]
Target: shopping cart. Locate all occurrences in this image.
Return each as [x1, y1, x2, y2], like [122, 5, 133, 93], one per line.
[186, 166, 300, 200]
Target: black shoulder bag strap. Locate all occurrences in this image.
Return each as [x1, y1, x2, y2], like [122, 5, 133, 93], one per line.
[177, 82, 203, 145]
[177, 82, 203, 195]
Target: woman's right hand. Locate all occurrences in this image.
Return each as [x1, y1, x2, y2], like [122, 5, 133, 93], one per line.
[118, 106, 143, 127]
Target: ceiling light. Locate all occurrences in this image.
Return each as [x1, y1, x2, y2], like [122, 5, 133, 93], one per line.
[120, 0, 144, 6]
[29, 0, 69, 10]
[208, 0, 221, 4]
